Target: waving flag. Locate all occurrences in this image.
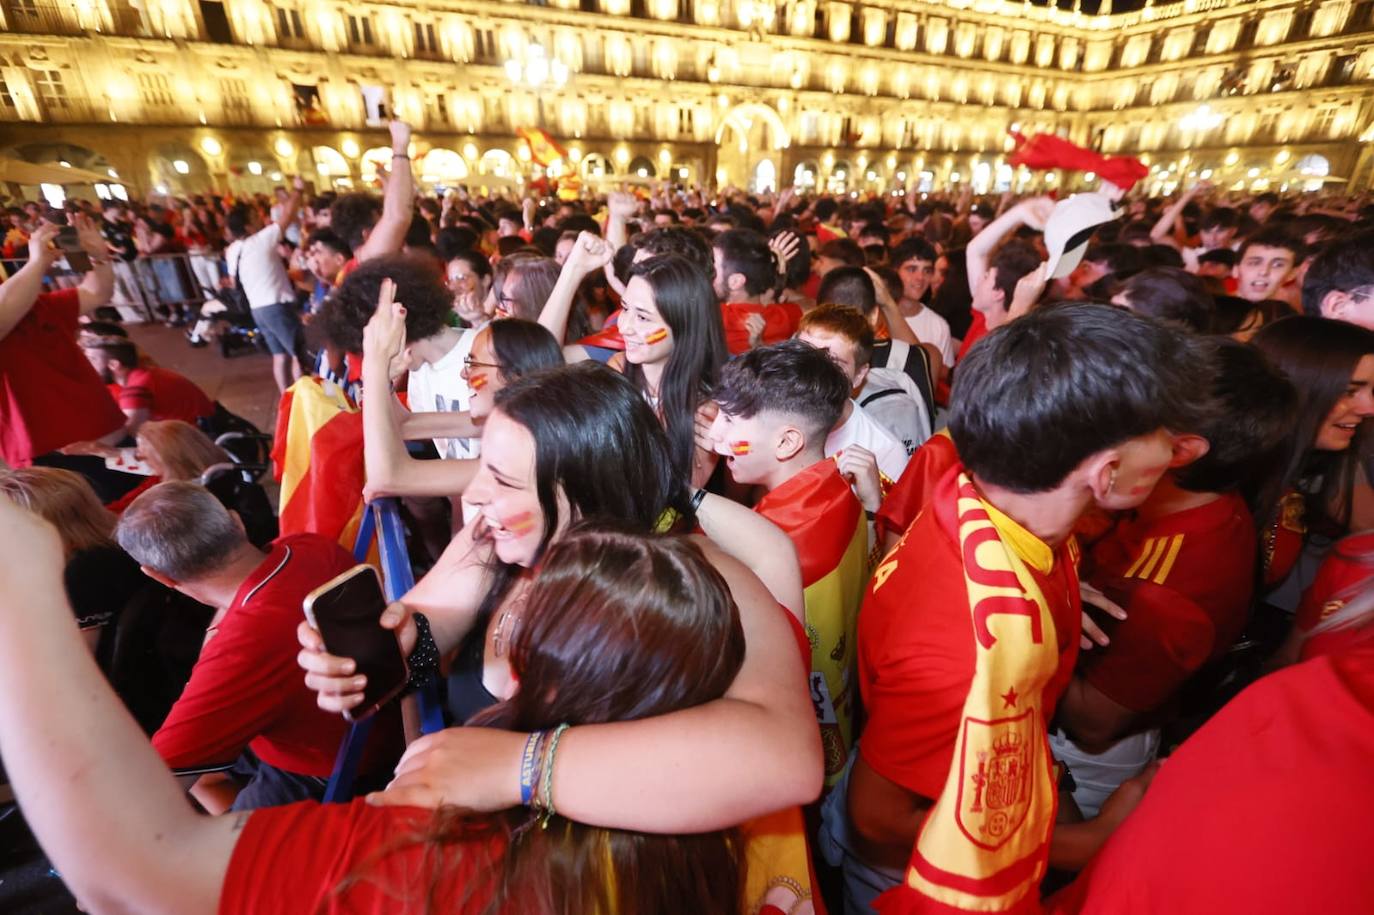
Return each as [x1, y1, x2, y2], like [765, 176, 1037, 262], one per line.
[516, 127, 568, 167]
[272, 377, 369, 554]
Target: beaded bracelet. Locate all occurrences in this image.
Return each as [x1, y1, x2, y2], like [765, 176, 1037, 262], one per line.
[538, 723, 570, 828]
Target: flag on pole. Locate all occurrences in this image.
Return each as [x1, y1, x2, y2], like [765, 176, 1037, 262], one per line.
[516, 127, 568, 167]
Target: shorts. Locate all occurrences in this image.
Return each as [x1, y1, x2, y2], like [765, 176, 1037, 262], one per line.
[251, 301, 304, 356]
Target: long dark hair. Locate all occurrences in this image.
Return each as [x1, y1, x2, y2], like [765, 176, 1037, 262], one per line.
[343, 526, 747, 914]
[623, 254, 728, 482]
[1251, 315, 1374, 533]
[487, 319, 564, 382]
[475, 363, 691, 625]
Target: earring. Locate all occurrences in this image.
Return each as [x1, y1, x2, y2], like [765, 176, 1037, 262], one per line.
[1108, 468, 1118, 493]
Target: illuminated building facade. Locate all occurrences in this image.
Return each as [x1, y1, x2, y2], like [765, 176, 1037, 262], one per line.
[1, 0, 1372, 199]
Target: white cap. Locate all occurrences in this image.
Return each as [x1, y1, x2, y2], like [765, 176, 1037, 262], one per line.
[1042, 193, 1121, 280]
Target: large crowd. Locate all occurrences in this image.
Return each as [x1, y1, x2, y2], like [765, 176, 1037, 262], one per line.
[1, 118, 1373, 915]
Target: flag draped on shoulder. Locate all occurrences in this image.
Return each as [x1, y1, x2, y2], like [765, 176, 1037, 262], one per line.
[272, 377, 368, 553]
[877, 470, 1064, 915]
[755, 459, 868, 787]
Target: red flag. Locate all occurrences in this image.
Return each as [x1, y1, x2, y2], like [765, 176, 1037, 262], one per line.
[516, 127, 567, 167]
[1008, 132, 1148, 193]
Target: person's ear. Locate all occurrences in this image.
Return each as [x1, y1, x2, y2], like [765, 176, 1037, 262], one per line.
[728, 271, 748, 294]
[1320, 290, 1349, 321]
[140, 565, 179, 591]
[228, 509, 247, 536]
[1083, 450, 1122, 505]
[1168, 433, 1210, 469]
[852, 363, 870, 394]
[775, 425, 806, 462]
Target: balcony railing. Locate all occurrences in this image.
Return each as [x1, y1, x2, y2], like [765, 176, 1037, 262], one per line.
[2, 0, 85, 35]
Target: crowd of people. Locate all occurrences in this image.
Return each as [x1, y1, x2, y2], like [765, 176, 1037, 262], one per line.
[2, 118, 1374, 915]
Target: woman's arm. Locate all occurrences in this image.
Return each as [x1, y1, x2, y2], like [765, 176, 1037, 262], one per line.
[538, 232, 612, 344]
[399, 409, 482, 442]
[695, 492, 804, 619]
[0, 499, 239, 915]
[376, 542, 823, 832]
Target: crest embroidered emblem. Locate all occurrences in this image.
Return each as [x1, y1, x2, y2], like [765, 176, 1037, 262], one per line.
[956, 709, 1038, 850]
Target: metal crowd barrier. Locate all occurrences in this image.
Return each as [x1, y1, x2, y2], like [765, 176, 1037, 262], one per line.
[125, 252, 216, 322]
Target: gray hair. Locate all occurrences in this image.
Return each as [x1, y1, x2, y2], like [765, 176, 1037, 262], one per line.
[115, 481, 245, 581]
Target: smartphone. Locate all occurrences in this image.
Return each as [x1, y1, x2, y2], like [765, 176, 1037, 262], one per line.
[55, 224, 92, 272]
[302, 564, 408, 721]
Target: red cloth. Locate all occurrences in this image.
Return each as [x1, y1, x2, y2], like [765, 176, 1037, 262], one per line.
[1295, 532, 1374, 661]
[875, 431, 960, 541]
[1077, 493, 1255, 713]
[272, 378, 368, 549]
[117, 365, 214, 423]
[1048, 643, 1374, 915]
[222, 799, 500, 915]
[1263, 489, 1306, 588]
[105, 475, 161, 514]
[956, 311, 987, 363]
[1008, 133, 1149, 193]
[0, 289, 125, 465]
[152, 534, 397, 777]
[858, 467, 1080, 803]
[721, 301, 802, 355]
[577, 308, 626, 351]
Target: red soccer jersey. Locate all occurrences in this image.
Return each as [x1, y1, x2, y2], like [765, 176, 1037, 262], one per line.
[859, 469, 1081, 802]
[118, 365, 215, 423]
[0, 289, 125, 465]
[1076, 493, 1256, 713]
[1048, 643, 1374, 915]
[874, 431, 960, 542]
[222, 799, 501, 915]
[153, 533, 397, 777]
[720, 301, 803, 355]
[1295, 532, 1374, 661]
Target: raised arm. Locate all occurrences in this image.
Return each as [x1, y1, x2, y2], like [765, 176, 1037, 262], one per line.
[379, 540, 823, 832]
[273, 176, 306, 236]
[866, 266, 918, 345]
[604, 191, 638, 252]
[353, 121, 414, 263]
[538, 231, 612, 344]
[0, 222, 58, 341]
[1149, 182, 1206, 248]
[0, 498, 237, 915]
[966, 196, 1053, 298]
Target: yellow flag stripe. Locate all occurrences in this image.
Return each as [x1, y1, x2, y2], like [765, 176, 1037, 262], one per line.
[1151, 535, 1185, 585]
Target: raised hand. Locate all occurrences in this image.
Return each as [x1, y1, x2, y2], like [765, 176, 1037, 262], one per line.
[563, 231, 615, 278]
[836, 445, 882, 513]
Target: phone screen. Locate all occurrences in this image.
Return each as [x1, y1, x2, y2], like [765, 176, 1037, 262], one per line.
[304, 566, 407, 720]
[54, 225, 92, 272]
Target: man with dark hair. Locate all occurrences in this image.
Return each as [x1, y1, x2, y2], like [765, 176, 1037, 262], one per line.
[116, 481, 398, 809]
[710, 340, 869, 788]
[815, 237, 865, 278]
[960, 197, 1053, 361]
[225, 176, 307, 393]
[823, 303, 1215, 912]
[890, 236, 953, 369]
[1234, 227, 1302, 305]
[1113, 266, 1216, 332]
[652, 208, 680, 227]
[712, 227, 802, 354]
[80, 338, 214, 438]
[1301, 231, 1374, 328]
[1249, 191, 1280, 226]
[1064, 242, 1145, 300]
[303, 229, 352, 310]
[1052, 339, 1297, 817]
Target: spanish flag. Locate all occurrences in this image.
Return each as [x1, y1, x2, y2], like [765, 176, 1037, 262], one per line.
[876, 430, 960, 543]
[516, 127, 568, 167]
[877, 470, 1070, 914]
[271, 376, 369, 553]
[755, 458, 868, 787]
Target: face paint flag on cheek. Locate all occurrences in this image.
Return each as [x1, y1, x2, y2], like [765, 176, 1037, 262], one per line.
[505, 510, 537, 535]
[468, 374, 489, 391]
[729, 441, 751, 456]
[645, 327, 669, 345]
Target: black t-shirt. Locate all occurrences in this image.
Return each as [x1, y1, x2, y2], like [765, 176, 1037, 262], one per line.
[65, 544, 145, 631]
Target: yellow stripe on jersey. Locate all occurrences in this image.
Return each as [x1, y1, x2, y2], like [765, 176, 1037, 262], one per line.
[1151, 535, 1185, 585]
[1123, 537, 1156, 579]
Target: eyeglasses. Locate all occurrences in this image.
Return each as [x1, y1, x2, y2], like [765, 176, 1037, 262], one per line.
[463, 355, 502, 371]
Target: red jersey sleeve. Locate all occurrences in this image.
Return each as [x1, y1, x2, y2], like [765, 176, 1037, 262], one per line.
[222, 800, 496, 915]
[117, 367, 154, 412]
[1294, 533, 1374, 634]
[875, 433, 959, 540]
[36, 288, 82, 330]
[1078, 581, 1217, 713]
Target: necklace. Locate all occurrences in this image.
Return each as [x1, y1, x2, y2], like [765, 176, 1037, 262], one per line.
[491, 587, 530, 658]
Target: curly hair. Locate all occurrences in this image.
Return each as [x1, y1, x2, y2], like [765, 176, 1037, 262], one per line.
[320, 253, 453, 354]
[328, 192, 383, 250]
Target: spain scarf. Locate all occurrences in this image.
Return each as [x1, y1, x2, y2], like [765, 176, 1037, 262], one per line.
[755, 458, 868, 787]
[878, 472, 1067, 915]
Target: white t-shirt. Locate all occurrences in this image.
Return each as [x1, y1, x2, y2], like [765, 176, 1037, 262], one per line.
[405, 328, 480, 460]
[858, 367, 931, 457]
[225, 223, 296, 310]
[903, 305, 955, 368]
[825, 400, 910, 484]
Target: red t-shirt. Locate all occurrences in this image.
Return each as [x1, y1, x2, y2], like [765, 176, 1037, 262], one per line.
[1049, 643, 1374, 915]
[1076, 493, 1256, 713]
[1295, 532, 1374, 661]
[720, 301, 803, 355]
[0, 289, 124, 465]
[222, 799, 501, 915]
[874, 431, 960, 541]
[153, 534, 397, 777]
[858, 471, 1081, 801]
[118, 365, 215, 423]
[955, 310, 988, 363]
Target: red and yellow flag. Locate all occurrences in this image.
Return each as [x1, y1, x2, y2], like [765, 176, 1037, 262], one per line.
[877, 471, 1067, 915]
[516, 127, 568, 167]
[755, 459, 868, 787]
[271, 376, 368, 554]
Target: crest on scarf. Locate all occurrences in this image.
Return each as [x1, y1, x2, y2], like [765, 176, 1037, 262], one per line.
[956, 709, 1038, 851]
